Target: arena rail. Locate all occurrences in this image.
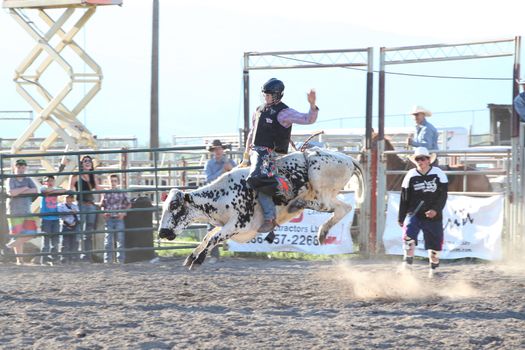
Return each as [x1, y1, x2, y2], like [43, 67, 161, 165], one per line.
[379, 147, 516, 255]
[0, 146, 217, 264]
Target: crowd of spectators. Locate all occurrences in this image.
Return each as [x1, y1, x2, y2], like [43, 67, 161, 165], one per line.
[2, 156, 131, 266]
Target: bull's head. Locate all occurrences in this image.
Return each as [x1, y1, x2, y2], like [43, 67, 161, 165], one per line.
[158, 189, 192, 241]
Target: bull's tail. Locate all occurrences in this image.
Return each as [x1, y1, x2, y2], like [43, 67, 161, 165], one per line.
[351, 158, 365, 204]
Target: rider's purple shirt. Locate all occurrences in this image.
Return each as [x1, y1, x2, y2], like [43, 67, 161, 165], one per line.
[276, 107, 318, 128]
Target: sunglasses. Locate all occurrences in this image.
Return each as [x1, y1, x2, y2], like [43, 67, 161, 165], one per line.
[415, 156, 430, 162]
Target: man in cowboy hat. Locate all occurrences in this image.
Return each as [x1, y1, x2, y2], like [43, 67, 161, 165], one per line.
[407, 105, 439, 151]
[514, 79, 525, 122]
[242, 78, 319, 233]
[398, 147, 448, 278]
[205, 139, 236, 184]
[204, 139, 237, 261]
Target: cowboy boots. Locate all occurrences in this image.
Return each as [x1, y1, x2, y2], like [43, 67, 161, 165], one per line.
[257, 219, 276, 233]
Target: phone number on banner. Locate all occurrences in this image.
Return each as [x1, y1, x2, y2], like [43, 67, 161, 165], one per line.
[249, 233, 320, 246]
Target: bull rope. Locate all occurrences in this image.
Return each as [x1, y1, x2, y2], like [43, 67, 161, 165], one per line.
[289, 131, 325, 152]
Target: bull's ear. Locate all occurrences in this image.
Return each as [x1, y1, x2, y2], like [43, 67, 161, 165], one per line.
[175, 190, 185, 204]
[169, 190, 185, 210]
[184, 193, 192, 204]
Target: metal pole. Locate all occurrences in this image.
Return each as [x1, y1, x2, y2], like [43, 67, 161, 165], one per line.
[0, 154, 7, 247]
[150, 0, 159, 150]
[365, 47, 373, 150]
[511, 36, 522, 254]
[512, 36, 521, 139]
[153, 149, 160, 232]
[378, 47, 386, 141]
[243, 53, 250, 145]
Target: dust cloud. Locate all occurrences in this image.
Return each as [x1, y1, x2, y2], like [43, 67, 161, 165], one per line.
[333, 262, 479, 301]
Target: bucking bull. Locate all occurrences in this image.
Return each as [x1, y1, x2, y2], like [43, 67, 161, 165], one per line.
[159, 147, 364, 269]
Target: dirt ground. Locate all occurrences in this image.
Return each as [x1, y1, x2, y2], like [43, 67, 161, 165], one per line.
[0, 256, 524, 350]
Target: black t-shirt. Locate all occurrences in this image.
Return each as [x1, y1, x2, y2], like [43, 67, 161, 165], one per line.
[398, 166, 448, 223]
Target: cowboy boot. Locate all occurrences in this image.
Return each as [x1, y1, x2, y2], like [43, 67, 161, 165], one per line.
[257, 219, 276, 233]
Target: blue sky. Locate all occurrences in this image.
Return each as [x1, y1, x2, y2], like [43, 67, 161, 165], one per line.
[1, 1, 524, 144]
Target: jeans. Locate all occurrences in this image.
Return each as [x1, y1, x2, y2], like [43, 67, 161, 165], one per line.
[79, 203, 97, 261]
[60, 225, 79, 263]
[104, 218, 125, 263]
[258, 191, 276, 221]
[41, 219, 60, 264]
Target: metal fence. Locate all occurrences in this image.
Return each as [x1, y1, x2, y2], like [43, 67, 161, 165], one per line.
[377, 147, 517, 255]
[0, 146, 225, 264]
[1, 143, 521, 263]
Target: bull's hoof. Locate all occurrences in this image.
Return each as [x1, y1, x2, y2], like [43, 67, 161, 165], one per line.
[318, 231, 328, 245]
[184, 252, 206, 270]
[159, 228, 176, 241]
[288, 199, 306, 213]
[194, 251, 207, 265]
[183, 254, 195, 267]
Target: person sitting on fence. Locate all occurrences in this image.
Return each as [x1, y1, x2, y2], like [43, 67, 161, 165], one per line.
[5, 159, 39, 265]
[407, 105, 438, 151]
[100, 174, 130, 264]
[69, 155, 102, 262]
[40, 175, 67, 266]
[58, 194, 80, 264]
[514, 79, 525, 122]
[205, 139, 237, 183]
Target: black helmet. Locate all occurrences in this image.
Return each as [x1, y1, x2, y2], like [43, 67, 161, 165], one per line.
[261, 78, 284, 102]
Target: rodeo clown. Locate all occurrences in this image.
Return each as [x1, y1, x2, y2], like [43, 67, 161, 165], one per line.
[398, 147, 448, 278]
[241, 78, 319, 233]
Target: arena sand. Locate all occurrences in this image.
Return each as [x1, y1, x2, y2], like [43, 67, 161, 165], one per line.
[0, 257, 524, 349]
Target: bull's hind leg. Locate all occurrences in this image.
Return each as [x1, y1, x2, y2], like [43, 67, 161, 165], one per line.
[183, 226, 233, 270]
[304, 197, 353, 244]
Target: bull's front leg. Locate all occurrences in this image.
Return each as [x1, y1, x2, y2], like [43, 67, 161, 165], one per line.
[183, 225, 235, 270]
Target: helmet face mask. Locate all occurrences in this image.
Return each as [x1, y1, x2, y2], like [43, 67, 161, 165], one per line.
[262, 78, 284, 104]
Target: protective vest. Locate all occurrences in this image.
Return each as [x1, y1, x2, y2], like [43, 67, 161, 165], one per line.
[253, 102, 291, 154]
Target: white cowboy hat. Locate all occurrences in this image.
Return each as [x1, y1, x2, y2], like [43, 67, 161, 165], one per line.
[410, 105, 432, 117]
[409, 147, 437, 165]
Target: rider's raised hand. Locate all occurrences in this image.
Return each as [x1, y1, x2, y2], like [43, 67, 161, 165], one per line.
[307, 89, 316, 108]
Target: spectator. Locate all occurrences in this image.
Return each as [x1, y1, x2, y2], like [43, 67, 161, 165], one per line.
[242, 78, 319, 233]
[100, 174, 130, 264]
[205, 139, 236, 183]
[69, 155, 102, 262]
[514, 79, 525, 122]
[406, 105, 439, 151]
[40, 175, 66, 266]
[204, 140, 236, 259]
[5, 159, 39, 265]
[398, 147, 448, 278]
[57, 194, 80, 264]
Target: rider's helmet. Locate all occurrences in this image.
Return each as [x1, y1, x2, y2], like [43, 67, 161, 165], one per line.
[261, 78, 285, 103]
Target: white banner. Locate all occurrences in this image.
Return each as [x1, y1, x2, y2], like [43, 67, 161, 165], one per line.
[383, 192, 503, 260]
[228, 193, 355, 254]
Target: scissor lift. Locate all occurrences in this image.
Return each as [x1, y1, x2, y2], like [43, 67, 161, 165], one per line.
[2, 0, 122, 173]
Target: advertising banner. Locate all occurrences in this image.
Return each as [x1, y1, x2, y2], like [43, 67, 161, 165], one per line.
[383, 192, 503, 260]
[228, 193, 355, 254]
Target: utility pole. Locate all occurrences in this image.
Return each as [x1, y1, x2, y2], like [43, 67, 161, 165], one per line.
[150, 0, 159, 149]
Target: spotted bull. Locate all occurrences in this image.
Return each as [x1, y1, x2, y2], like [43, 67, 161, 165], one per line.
[159, 147, 364, 269]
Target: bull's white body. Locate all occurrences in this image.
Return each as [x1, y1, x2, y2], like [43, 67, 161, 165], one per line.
[159, 147, 363, 268]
